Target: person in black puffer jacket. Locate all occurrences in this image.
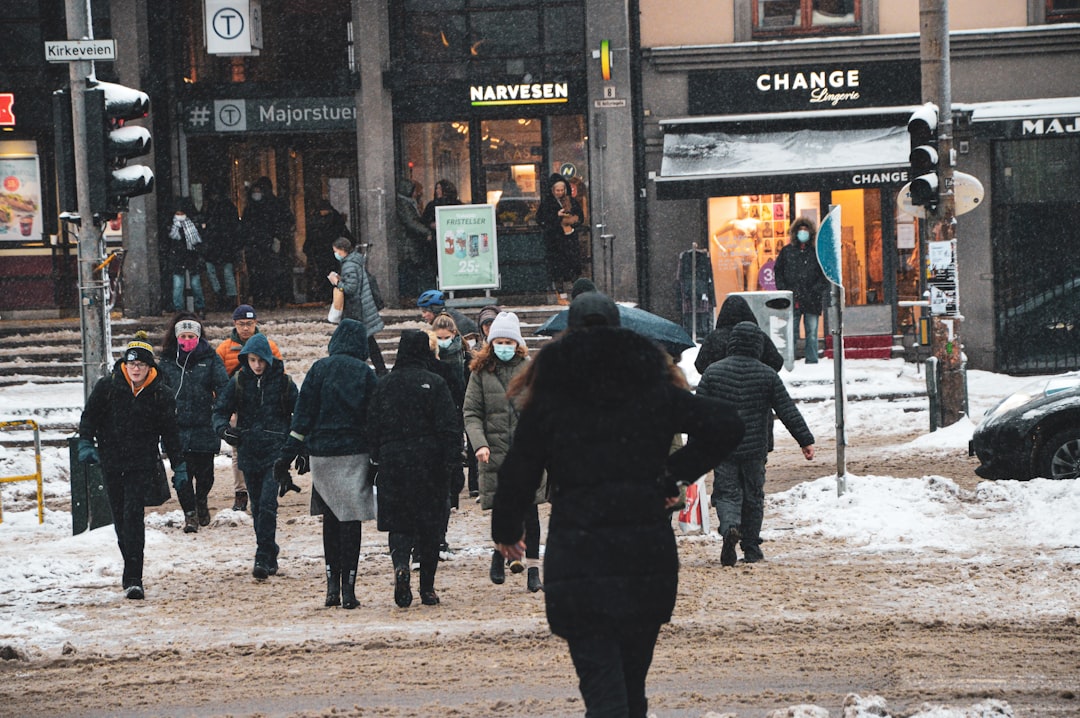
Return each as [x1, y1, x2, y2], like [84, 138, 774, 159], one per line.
[694, 294, 784, 375]
[696, 321, 815, 567]
[492, 292, 744, 718]
[213, 333, 298, 580]
[158, 313, 229, 532]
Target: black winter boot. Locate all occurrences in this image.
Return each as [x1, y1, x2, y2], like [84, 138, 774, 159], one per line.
[489, 550, 505, 585]
[232, 491, 248, 512]
[341, 570, 359, 610]
[196, 497, 211, 526]
[325, 564, 341, 607]
[394, 567, 412, 608]
[183, 511, 199, 533]
[721, 527, 740, 567]
[527, 566, 543, 593]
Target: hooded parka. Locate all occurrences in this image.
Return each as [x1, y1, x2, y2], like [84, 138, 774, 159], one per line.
[694, 294, 785, 375]
[367, 330, 462, 534]
[492, 325, 744, 639]
[213, 333, 298, 474]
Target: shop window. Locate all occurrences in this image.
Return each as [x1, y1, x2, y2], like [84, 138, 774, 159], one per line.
[1047, 0, 1080, 23]
[753, 0, 861, 38]
[403, 121, 474, 214]
[706, 190, 883, 307]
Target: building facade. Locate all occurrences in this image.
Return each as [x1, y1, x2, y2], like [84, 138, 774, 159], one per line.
[2, 0, 1079, 373]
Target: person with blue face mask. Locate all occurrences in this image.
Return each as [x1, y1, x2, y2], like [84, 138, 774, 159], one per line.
[463, 311, 546, 592]
[774, 217, 829, 364]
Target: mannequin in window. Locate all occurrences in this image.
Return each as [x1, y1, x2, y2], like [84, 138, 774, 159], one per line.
[713, 196, 763, 291]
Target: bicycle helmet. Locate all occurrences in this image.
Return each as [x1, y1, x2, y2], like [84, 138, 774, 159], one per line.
[417, 289, 445, 308]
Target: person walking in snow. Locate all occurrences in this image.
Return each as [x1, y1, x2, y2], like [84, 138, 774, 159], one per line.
[276, 319, 378, 610]
[213, 333, 298, 580]
[78, 332, 186, 600]
[696, 321, 815, 566]
[215, 304, 283, 513]
[158, 312, 229, 534]
[367, 330, 462, 608]
[492, 292, 743, 716]
[463, 311, 544, 592]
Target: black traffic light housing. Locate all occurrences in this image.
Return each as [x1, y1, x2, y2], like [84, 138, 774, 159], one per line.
[908, 103, 939, 209]
[53, 89, 77, 215]
[84, 81, 154, 219]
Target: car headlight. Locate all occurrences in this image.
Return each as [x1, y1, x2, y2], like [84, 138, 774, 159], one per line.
[987, 391, 1033, 419]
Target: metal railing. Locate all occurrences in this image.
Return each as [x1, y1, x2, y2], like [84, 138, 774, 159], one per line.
[0, 419, 44, 524]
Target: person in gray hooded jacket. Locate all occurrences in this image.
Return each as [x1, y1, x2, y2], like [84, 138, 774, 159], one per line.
[696, 321, 815, 566]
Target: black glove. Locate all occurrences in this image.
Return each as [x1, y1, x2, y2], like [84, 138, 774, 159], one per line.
[221, 426, 242, 447]
[294, 450, 310, 475]
[274, 459, 301, 498]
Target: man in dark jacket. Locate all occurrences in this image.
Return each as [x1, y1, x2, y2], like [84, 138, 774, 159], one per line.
[396, 178, 434, 299]
[213, 333, 298, 579]
[492, 292, 744, 718]
[367, 330, 462, 608]
[696, 321, 816, 566]
[304, 199, 352, 304]
[242, 177, 294, 308]
[78, 333, 186, 600]
[774, 217, 829, 363]
[199, 183, 242, 311]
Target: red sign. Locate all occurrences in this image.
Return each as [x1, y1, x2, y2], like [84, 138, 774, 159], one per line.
[0, 94, 13, 126]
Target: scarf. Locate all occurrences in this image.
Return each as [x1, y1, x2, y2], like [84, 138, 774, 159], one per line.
[170, 215, 203, 252]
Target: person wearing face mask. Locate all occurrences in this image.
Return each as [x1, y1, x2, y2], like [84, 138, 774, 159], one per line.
[774, 217, 829, 364]
[328, 237, 387, 376]
[158, 313, 230, 533]
[304, 199, 353, 305]
[463, 311, 546, 592]
[241, 177, 295, 308]
[166, 197, 207, 316]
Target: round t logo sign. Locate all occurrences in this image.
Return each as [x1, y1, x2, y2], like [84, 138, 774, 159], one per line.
[212, 8, 245, 40]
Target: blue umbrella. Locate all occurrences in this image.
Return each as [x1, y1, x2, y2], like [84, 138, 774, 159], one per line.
[535, 303, 695, 355]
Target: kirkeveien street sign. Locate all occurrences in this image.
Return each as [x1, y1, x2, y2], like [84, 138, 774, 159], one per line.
[45, 40, 116, 62]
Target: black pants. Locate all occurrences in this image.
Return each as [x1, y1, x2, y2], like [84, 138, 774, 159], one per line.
[390, 528, 440, 592]
[523, 503, 541, 560]
[176, 451, 215, 513]
[565, 623, 662, 718]
[104, 467, 148, 588]
[323, 506, 362, 584]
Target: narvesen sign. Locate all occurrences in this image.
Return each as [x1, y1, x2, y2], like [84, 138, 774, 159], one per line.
[689, 60, 919, 115]
[470, 82, 569, 107]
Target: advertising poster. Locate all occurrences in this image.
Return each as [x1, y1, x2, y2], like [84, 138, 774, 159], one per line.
[435, 204, 500, 291]
[0, 156, 43, 241]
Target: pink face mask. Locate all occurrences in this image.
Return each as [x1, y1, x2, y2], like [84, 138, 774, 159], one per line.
[177, 337, 199, 353]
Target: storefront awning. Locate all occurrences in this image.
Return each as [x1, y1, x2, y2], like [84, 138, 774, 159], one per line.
[654, 106, 917, 200]
[963, 96, 1080, 138]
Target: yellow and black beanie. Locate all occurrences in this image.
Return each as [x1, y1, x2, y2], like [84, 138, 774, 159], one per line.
[123, 330, 156, 367]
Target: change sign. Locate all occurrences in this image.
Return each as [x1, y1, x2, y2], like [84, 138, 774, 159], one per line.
[435, 204, 500, 291]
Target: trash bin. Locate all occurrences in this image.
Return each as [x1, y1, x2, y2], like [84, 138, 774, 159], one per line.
[68, 436, 113, 535]
[729, 291, 795, 372]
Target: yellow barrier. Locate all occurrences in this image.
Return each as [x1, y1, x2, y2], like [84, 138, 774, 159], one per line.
[0, 419, 45, 524]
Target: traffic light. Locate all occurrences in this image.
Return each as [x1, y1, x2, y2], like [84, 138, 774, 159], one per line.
[84, 81, 154, 218]
[907, 103, 939, 208]
[52, 89, 77, 215]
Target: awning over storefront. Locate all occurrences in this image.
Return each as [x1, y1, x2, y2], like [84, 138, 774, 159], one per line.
[964, 96, 1080, 139]
[654, 106, 918, 200]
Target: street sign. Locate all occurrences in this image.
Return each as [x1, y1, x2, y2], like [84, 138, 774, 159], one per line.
[898, 170, 984, 218]
[816, 205, 843, 287]
[44, 40, 116, 62]
[593, 98, 627, 108]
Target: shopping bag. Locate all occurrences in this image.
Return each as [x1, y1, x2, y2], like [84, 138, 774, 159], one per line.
[676, 477, 709, 534]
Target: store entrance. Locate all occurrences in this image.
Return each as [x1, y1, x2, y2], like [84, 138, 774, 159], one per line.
[185, 134, 358, 304]
[401, 115, 588, 296]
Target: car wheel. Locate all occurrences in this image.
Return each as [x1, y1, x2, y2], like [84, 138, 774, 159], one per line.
[1034, 428, 1080, 479]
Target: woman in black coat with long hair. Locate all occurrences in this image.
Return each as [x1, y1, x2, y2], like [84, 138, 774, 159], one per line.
[492, 292, 744, 717]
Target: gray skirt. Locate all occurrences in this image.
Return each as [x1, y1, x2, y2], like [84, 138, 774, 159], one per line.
[309, 453, 376, 522]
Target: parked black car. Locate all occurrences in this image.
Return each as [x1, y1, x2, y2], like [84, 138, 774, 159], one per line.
[969, 373, 1080, 480]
